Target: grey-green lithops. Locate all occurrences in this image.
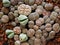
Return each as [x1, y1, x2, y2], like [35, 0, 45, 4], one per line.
[19, 33, 28, 42]
[18, 15, 28, 26]
[6, 29, 14, 38]
[0, 12, 3, 18]
[3, 0, 10, 7]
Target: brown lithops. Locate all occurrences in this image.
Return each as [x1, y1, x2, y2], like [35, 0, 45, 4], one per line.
[50, 11, 58, 20]
[45, 23, 52, 32]
[14, 35, 19, 41]
[21, 42, 29, 45]
[33, 25, 39, 31]
[44, 3, 53, 10]
[34, 38, 41, 45]
[28, 12, 39, 21]
[53, 23, 60, 33]
[27, 29, 35, 37]
[36, 18, 44, 26]
[47, 31, 55, 40]
[35, 29, 42, 38]
[35, 0, 42, 5]
[24, 0, 35, 5]
[18, 4, 31, 16]
[28, 21, 34, 28]
[13, 26, 21, 34]
[1, 15, 9, 23]
[1, 7, 9, 14]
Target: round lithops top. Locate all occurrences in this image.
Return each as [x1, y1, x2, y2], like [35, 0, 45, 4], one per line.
[18, 4, 31, 16]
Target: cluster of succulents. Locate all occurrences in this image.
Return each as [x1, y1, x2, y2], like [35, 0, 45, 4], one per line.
[0, 0, 60, 45]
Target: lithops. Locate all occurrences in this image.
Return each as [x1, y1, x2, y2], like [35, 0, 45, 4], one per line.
[53, 23, 60, 33]
[45, 23, 52, 32]
[28, 12, 39, 21]
[24, 0, 35, 5]
[50, 11, 58, 20]
[13, 26, 21, 34]
[35, 0, 42, 5]
[44, 3, 53, 10]
[5, 29, 14, 38]
[36, 18, 44, 26]
[21, 42, 29, 45]
[18, 15, 28, 26]
[34, 38, 41, 45]
[18, 4, 31, 16]
[19, 33, 28, 42]
[15, 40, 20, 45]
[33, 25, 39, 31]
[2, 0, 10, 7]
[47, 31, 55, 40]
[28, 21, 34, 28]
[35, 29, 42, 38]
[1, 15, 9, 23]
[27, 29, 35, 37]
[14, 35, 19, 41]
[0, 12, 3, 18]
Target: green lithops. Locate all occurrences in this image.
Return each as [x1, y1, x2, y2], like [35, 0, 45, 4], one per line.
[18, 15, 28, 26]
[6, 29, 14, 38]
[19, 33, 28, 42]
[2, 0, 10, 7]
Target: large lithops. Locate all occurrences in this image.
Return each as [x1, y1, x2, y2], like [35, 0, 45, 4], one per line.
[18, 4, 31, 16]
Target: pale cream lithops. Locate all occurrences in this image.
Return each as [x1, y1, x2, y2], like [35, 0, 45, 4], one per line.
[18, 4, 31, 16]
[19, 33, 28, 42]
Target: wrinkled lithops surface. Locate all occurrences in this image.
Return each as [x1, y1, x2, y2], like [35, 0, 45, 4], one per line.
[0, 0, 60, 45]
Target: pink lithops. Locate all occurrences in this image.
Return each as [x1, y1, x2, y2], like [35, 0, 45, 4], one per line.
[18, 4, 31, 16]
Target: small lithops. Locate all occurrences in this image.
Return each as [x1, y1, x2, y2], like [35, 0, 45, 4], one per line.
[36, 18, 44, 26]
[35, 29, 42, 38]
[1, 15, 9, 23]
[24, 0, 35, 5]
[15, 40, 20, 45]
[47, 31, 55, 40]
[2, 0, 10, 7]
[44, 3, 53, 10]
[6, 29, 14, 38]
[13, 26, 21, 34]
[53, 23, 60, 33]
[50, 11, 58, 20]
[18, 4, 31, 16]
[35, 0, 42, 5]
[34, 38, 41, 45]
[21, 42, 29, 45]
[18, 15, 28, 26]
[28, 12, 39, 21]
[45, 23, 52, 32]
[19, 33, 28, 42]
[33, 25, 39, 31]
[28, 21, 34, 28]
[14, 35, 19, 41]
[0, 12, 3, 18]
[27, 29, 35, 37]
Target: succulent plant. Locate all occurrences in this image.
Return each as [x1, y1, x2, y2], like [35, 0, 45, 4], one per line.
[6, 29, 14, 38]
[19, 33, 28, 42]
[2, 0, 10, 7]
[18, 15, 28, 26]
